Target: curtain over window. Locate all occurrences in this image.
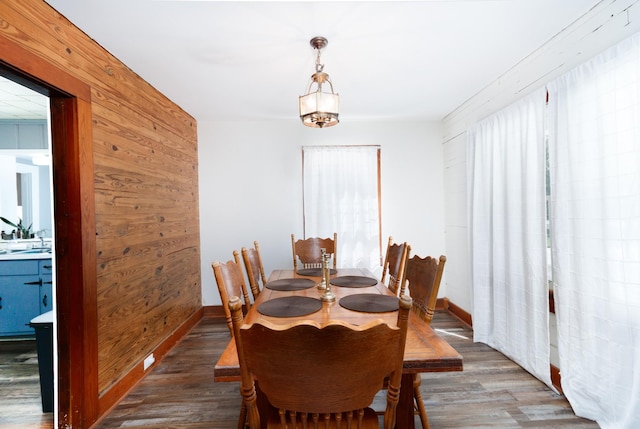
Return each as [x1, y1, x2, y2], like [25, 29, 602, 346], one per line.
[547, 32, 640, 429]
[467, 87, 552, 388]
[302, 145, 380, 269]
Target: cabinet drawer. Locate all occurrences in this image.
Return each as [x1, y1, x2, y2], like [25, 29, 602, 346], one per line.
[0, 260, 39, 276]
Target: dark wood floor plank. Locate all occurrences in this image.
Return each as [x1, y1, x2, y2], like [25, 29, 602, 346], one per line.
[93, 322, 240, 429]
[2, 311, 600, 428]
[421, 314, 599, 428]
[0, 340, 53, 428]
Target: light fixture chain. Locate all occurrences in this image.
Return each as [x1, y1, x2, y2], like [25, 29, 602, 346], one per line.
[315, 49, 324, 73]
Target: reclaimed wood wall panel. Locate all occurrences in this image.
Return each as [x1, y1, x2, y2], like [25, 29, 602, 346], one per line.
[1, 0, 202, 402]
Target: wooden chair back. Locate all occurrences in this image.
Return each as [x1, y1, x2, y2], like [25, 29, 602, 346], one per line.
[212, 254, 252, 335]
[240, 241, 266, 300]
[291, 233, 337, 270]
[229, 295, 412, 429]
[403, 254, 447, 323]
[381, 236, 410, 296]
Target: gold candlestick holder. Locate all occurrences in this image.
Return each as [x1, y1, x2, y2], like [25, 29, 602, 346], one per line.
[320, 251, 335, 302]
[317, 248, 327, 290]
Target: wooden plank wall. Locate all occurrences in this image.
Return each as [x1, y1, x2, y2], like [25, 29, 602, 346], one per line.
[1, 0, 202, 398]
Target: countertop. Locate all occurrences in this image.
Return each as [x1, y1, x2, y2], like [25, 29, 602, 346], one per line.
[0, 239, 53, 261]
[0, 251, 52, 260]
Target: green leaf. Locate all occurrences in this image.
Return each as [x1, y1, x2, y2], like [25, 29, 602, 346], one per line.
[0, 217, 18, 229]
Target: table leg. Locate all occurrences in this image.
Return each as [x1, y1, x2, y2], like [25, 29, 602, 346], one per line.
[395, 373, 415, 428]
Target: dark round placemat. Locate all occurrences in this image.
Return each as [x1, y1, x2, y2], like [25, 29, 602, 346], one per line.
[265, 278, 316, 291]
[330, 275, 378, 288]
[339, 294, 399, 313]
[258, 296, 323, 317]
[296, 268, 337, 276]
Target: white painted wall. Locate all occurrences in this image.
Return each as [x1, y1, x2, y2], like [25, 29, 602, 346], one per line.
[198, 119, 444, 305]
[441, 0, 640, 315]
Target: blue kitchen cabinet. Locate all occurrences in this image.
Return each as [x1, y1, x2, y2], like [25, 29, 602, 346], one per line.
[0, 258, 53, 337]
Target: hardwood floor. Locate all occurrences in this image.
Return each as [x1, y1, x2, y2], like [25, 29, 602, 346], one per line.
[0, 339, 53, 429]
[411, 314, 599, 428]
[2, 311, 600, 428]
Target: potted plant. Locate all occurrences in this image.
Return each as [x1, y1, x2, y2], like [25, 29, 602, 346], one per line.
[0, 217, 33, 239]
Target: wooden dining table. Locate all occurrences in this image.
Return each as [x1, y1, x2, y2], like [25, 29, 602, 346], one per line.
[214, 268, 463, 429]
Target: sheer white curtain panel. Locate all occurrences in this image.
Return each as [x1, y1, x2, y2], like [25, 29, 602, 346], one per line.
[547, 32, 640, 429]
[302, 145, 380, 269]
[467, 87, 552, 388]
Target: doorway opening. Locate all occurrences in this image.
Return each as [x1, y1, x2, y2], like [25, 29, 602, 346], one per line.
[0, 76, 55, 426]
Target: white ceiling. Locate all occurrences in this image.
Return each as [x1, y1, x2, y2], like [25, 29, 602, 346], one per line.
[4, 1, 600, 122]
[0, 77, 48, 120]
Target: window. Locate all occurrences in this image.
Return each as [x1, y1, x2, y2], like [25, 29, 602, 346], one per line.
[302, 145, 381, 269]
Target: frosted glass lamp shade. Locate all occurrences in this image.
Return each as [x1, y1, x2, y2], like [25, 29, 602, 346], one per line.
[299, 91, 340, 128]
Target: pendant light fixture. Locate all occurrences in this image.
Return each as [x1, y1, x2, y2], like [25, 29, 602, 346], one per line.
[299, 36, 340, 128]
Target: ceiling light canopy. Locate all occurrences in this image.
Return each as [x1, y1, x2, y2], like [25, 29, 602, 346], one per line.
[299, 37, 340, 128]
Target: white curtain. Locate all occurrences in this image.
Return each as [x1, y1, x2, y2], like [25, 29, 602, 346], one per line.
[547, 32, 640, 429]
[468, 87, 552, 387]
[302, 145, 380, 269]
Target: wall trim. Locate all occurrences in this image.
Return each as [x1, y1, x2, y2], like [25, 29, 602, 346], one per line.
[551, 364, 563, 394]
[203, 305, 226, 320]
[440, 297, 473, 328]
[93, 308, 204, 426]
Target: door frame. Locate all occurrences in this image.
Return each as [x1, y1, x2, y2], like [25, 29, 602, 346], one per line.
[0, 35, 98, 427]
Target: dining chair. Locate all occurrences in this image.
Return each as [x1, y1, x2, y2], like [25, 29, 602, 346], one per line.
[402, 254, 447, 429]
[211, 254, 253, 336]
[212, 254, 255, 429]
[380, 236, 410, 296]
[229, 294, 412, 429]
[291, 232, 337, 270]
[239, 241, 266, 301]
